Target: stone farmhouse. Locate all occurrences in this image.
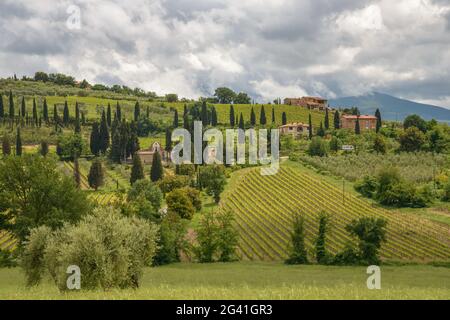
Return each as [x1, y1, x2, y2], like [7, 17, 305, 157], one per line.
[136, 142, 167, 164]
[284, 96, 329, 111]
[341, 115, 377, 131]
[279, 123, 310, 137]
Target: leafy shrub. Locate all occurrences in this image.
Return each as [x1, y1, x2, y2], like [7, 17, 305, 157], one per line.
[194, 210, 238, 263]
[377, 181, 432, 208]
[158, 175, 190, 194]
[345, 217, 387, 265]
[331, 245, 360, 266]
[127, 179, 162, 210]
[166, 188, 195, 220]
[153, 212, 188, 266]
[307, 137, 328, 157]
[181, 187, 202, 211]
[21, 207, 158, 290]
[354, 176, 379, 198]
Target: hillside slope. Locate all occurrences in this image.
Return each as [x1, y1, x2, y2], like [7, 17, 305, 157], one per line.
[220, 165, 450, 262]
[329, 92, 450, 122]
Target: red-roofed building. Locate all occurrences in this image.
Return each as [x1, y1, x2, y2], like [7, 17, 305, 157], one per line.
[284, 96, 329, 111]
[341, 115, 377, 130]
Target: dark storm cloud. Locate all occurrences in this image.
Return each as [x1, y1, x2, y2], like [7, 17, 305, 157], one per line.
[0, 0, 449, 107]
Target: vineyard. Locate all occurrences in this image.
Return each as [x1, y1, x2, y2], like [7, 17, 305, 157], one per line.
[220, 165, 450, 262]
[0, 231, 16, 252]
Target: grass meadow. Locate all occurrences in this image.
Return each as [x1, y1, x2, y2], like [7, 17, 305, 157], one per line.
[0, 263, 449, 300]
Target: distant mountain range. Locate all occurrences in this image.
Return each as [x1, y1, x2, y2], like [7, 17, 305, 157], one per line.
[329, 92, 450, 122]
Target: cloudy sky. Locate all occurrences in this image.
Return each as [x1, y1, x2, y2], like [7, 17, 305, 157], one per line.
[1, 0, 449, 106]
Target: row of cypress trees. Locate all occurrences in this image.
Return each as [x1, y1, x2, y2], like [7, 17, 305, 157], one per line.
[0, 92, 91, 133]
[174, 103, 289, 129]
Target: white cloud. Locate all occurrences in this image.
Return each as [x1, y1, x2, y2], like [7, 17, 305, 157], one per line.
[250, 79, 307, 102]
[0, 0, 449, 108]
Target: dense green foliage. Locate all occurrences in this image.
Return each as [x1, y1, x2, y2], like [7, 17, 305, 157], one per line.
[194, 210, 238, 263]
[21, 207, 158, 290]
[0, 155, 89, 242]
[285, 215, 309, 265]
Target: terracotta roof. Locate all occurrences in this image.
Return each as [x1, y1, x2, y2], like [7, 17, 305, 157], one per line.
[303, 96, 327, 100]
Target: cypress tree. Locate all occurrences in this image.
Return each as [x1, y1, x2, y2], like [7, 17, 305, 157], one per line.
[119, 119, 129, 161]
[183, 104, 188, 117]
[229, 105, 235, 127]
[260, 105, 266, 125]
[88, 159, 105, 191]
[239, 113, 244, 129]
[73, 157, 81, 188]
[308, 114, 313, 139]
[21, 97, 26, 118]
[334, 110, 340, 129]
[272, 107, 275, 124]
[53, 104, 59, 123]
[63, 101, 69, 125]
[110, 128, 122, 163]
[134, 101, 140, 121]
[130, 153, 145, 185]
[173, 109, 179, 127]
[315, 212, 330, 264]
[107, 103, 112, 127]
[99, 110, 110, 154]
[317, 122, 325, 137]
[15, 127, 22, 156]
[285, 215, 308, 265]
[282, 112, 287, 125]
[32, 98, 37, 124]
[116, 102, 122, 121]
[250, 107, 256, 126]
[165, 127, 172, 152]
[2, 136, 11, 156]
[355, 116, 361, 134]
[324, 108, 330, 130]
[211, 107, 218, 126]
[90, 122, 100, 156]
[127, 121, 140, 158]
[40, 140, 49, 157]
[43, 99, 49, 122]
[0, 93, 4, 118]
[201, 101, 208, 126]
[9, 90, 14, 119]
[146, 106, 150, 118]
[375, 108, 382, 133]
[74, 102, 81, 133]
[150, 151, 164, 182]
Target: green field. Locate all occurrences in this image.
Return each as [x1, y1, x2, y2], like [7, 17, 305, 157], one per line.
[0, 263, 449, 300]
[221, 162, 450, 262]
